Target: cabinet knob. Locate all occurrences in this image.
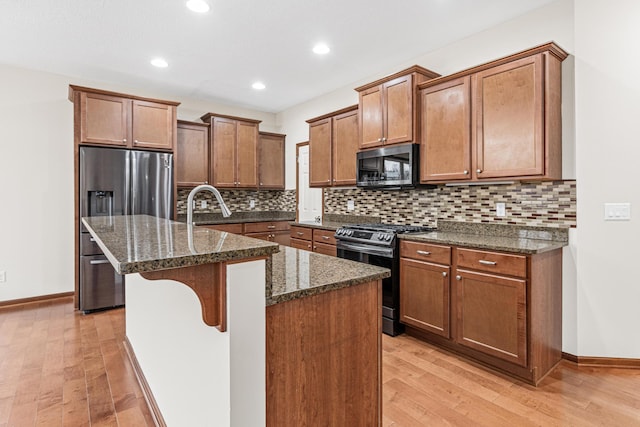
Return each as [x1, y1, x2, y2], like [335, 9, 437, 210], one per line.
[463, 170, 469, 175]
[307, 244, 312, 249]
[134, 140, 138, 143]
[260, 182, 263, 185]
[456, 275, 461, 281]
[123, 139, 127, 142]
[476, 169, 482, 174]
[204, 181, 208, 184]
[382, 137, 387, 142]
[377, 138, 382, 142]
[313, 246, 317, 250]
[442, 272, 447, 277]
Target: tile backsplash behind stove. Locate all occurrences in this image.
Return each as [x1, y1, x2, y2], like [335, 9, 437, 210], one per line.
[176, 181, 576, 229]
[176, 189, 296, 215]
[324, 180, 576, 228]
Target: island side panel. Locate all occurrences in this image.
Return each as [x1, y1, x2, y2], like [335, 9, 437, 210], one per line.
[266, 280, 382, 427]
[125, 258, 266, 427]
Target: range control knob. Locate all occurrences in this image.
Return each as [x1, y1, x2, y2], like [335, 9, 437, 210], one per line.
[337, 229, 343, 235]
[385, 235, 392, 241]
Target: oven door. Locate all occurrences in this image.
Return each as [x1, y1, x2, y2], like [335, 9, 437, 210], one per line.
[336, 240, 402, 336]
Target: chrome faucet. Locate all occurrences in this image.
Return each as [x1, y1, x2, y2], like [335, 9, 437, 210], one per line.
[187, 184, 232, 224]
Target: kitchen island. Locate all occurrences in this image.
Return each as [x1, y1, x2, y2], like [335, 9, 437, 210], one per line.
[82, 215, 389, 427]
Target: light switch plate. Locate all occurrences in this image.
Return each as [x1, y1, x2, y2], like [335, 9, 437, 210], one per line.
[496, 202, 506, 217]
[249, 199, 255, 209]
[347, 200, 355, 211]
[0, 271, 6, 283]
[200, 200, 207, 209]
[604, 203, 631, 221]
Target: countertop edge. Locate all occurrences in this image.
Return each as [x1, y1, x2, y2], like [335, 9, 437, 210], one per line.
[82, 217, 279, 275]
[399, 233, 567, 255]
[266, 270, 391, 306]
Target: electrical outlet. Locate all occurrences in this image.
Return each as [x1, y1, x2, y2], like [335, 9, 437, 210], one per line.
[496, 202, 506, 217]
[192, 200, 196, 209]
[347, 200, 355, 211]
[200, 200, 207, 209]
[249, 199, 255, 209]
[0, 271, 6, 283]
[604, 202, 631, 221]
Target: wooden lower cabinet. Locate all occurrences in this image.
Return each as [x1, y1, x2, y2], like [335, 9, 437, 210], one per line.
[200, 221, 291, 246]
[266, 280, 381, 426]
[399, 258, 450, 338]
[399, 240, 562, 385]
[289, 225, 337, 256]
[456, 269, 527, 367]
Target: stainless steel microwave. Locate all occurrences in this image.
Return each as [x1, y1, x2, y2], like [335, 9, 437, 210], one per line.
[356, 143, 419, 189]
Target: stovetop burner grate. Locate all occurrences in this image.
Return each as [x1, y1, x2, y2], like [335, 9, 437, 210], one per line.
[342, 223, 434, 234]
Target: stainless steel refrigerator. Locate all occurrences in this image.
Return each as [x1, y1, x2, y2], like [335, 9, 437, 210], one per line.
[79, 146, 173, 312]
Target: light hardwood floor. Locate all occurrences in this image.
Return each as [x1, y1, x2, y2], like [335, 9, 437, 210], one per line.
[1, 297, 639, 426]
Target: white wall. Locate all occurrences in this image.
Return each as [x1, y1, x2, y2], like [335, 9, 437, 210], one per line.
[0, 65, 277, 302]
[574, 0, 640, 358]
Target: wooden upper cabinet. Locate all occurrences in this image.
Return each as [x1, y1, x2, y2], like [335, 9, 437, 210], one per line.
[79, 92, 130, 146]
[307, 105, 359, 188]
[418, 42, 567, 183]
[308, 117, 332, 187]
[211, 117, 238, 188]
[176, 120, 209, 187]
[356, 66, 440, 149]
[332, 108, 359, 186]
[131, 100, 175, 151]
[475, 55, 543, 179]
[258, 132, 285, 189]
[420, 76, 472, 182]
[69, 85, 179, 151]
[236, 121, 258, 187]
[202, 113, 261, 189]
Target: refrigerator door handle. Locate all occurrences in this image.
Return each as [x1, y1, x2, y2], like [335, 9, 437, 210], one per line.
[124, 151, 132, 216]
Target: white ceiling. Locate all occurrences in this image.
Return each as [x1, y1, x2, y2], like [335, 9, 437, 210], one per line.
[0, 0, 556, 113]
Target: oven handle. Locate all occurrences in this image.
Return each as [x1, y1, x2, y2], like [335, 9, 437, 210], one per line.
[336, 241, 394, 258]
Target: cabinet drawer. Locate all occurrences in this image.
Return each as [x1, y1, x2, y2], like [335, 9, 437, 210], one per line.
[201, 223, 243, 234]
[291, 238, 312, 251]
[313, 229, 337, 245]
[290, 226, 312, 241]
[313, 242, 337, 257]
[456, 248, 526, 278]
[400, 240, 451, 265]
[244, 221, 290, 234]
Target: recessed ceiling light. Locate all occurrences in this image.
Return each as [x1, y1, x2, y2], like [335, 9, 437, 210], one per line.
[150, 58, 168, 68]
[252, 82, 266, 90]
[186, 0, 210, 13]
[313, 43, 330, 55]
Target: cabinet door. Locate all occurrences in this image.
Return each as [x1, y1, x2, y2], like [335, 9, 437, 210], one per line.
[258, 133, 285, 189]
[420, 77, 471, 182]
[400, 258, 450, 338]
[332, 109, 359, 186]
[131, 100, 174, 151]
[384, 75, 413, 145]
[359, 85, 384, 149]
[176, 122, 209, 187]
[455, 269, 527, 367]
[272, 231, 290, 246]
[211, 117, 237, 187]
[309, 118, 332, 187]
[236, 121, 258, 188]
[80, 92, 130, 146]
[474, 54, 544, 179]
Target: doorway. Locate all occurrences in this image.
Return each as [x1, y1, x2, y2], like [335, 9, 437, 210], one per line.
[296, 142, 323, 222]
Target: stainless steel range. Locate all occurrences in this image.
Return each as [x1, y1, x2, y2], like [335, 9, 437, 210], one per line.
[335, 223, 434, 336]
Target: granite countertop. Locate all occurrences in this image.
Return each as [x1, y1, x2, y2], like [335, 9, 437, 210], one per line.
[400, 221, 569, 255]
[82, 215, 279, 274]
[176, 211, 296, 225]
[267, 245, 390, 306]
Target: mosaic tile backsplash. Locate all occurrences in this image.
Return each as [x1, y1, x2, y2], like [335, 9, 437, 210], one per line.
[177, 189, 296, 215]
[323, 180, 576, 228]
